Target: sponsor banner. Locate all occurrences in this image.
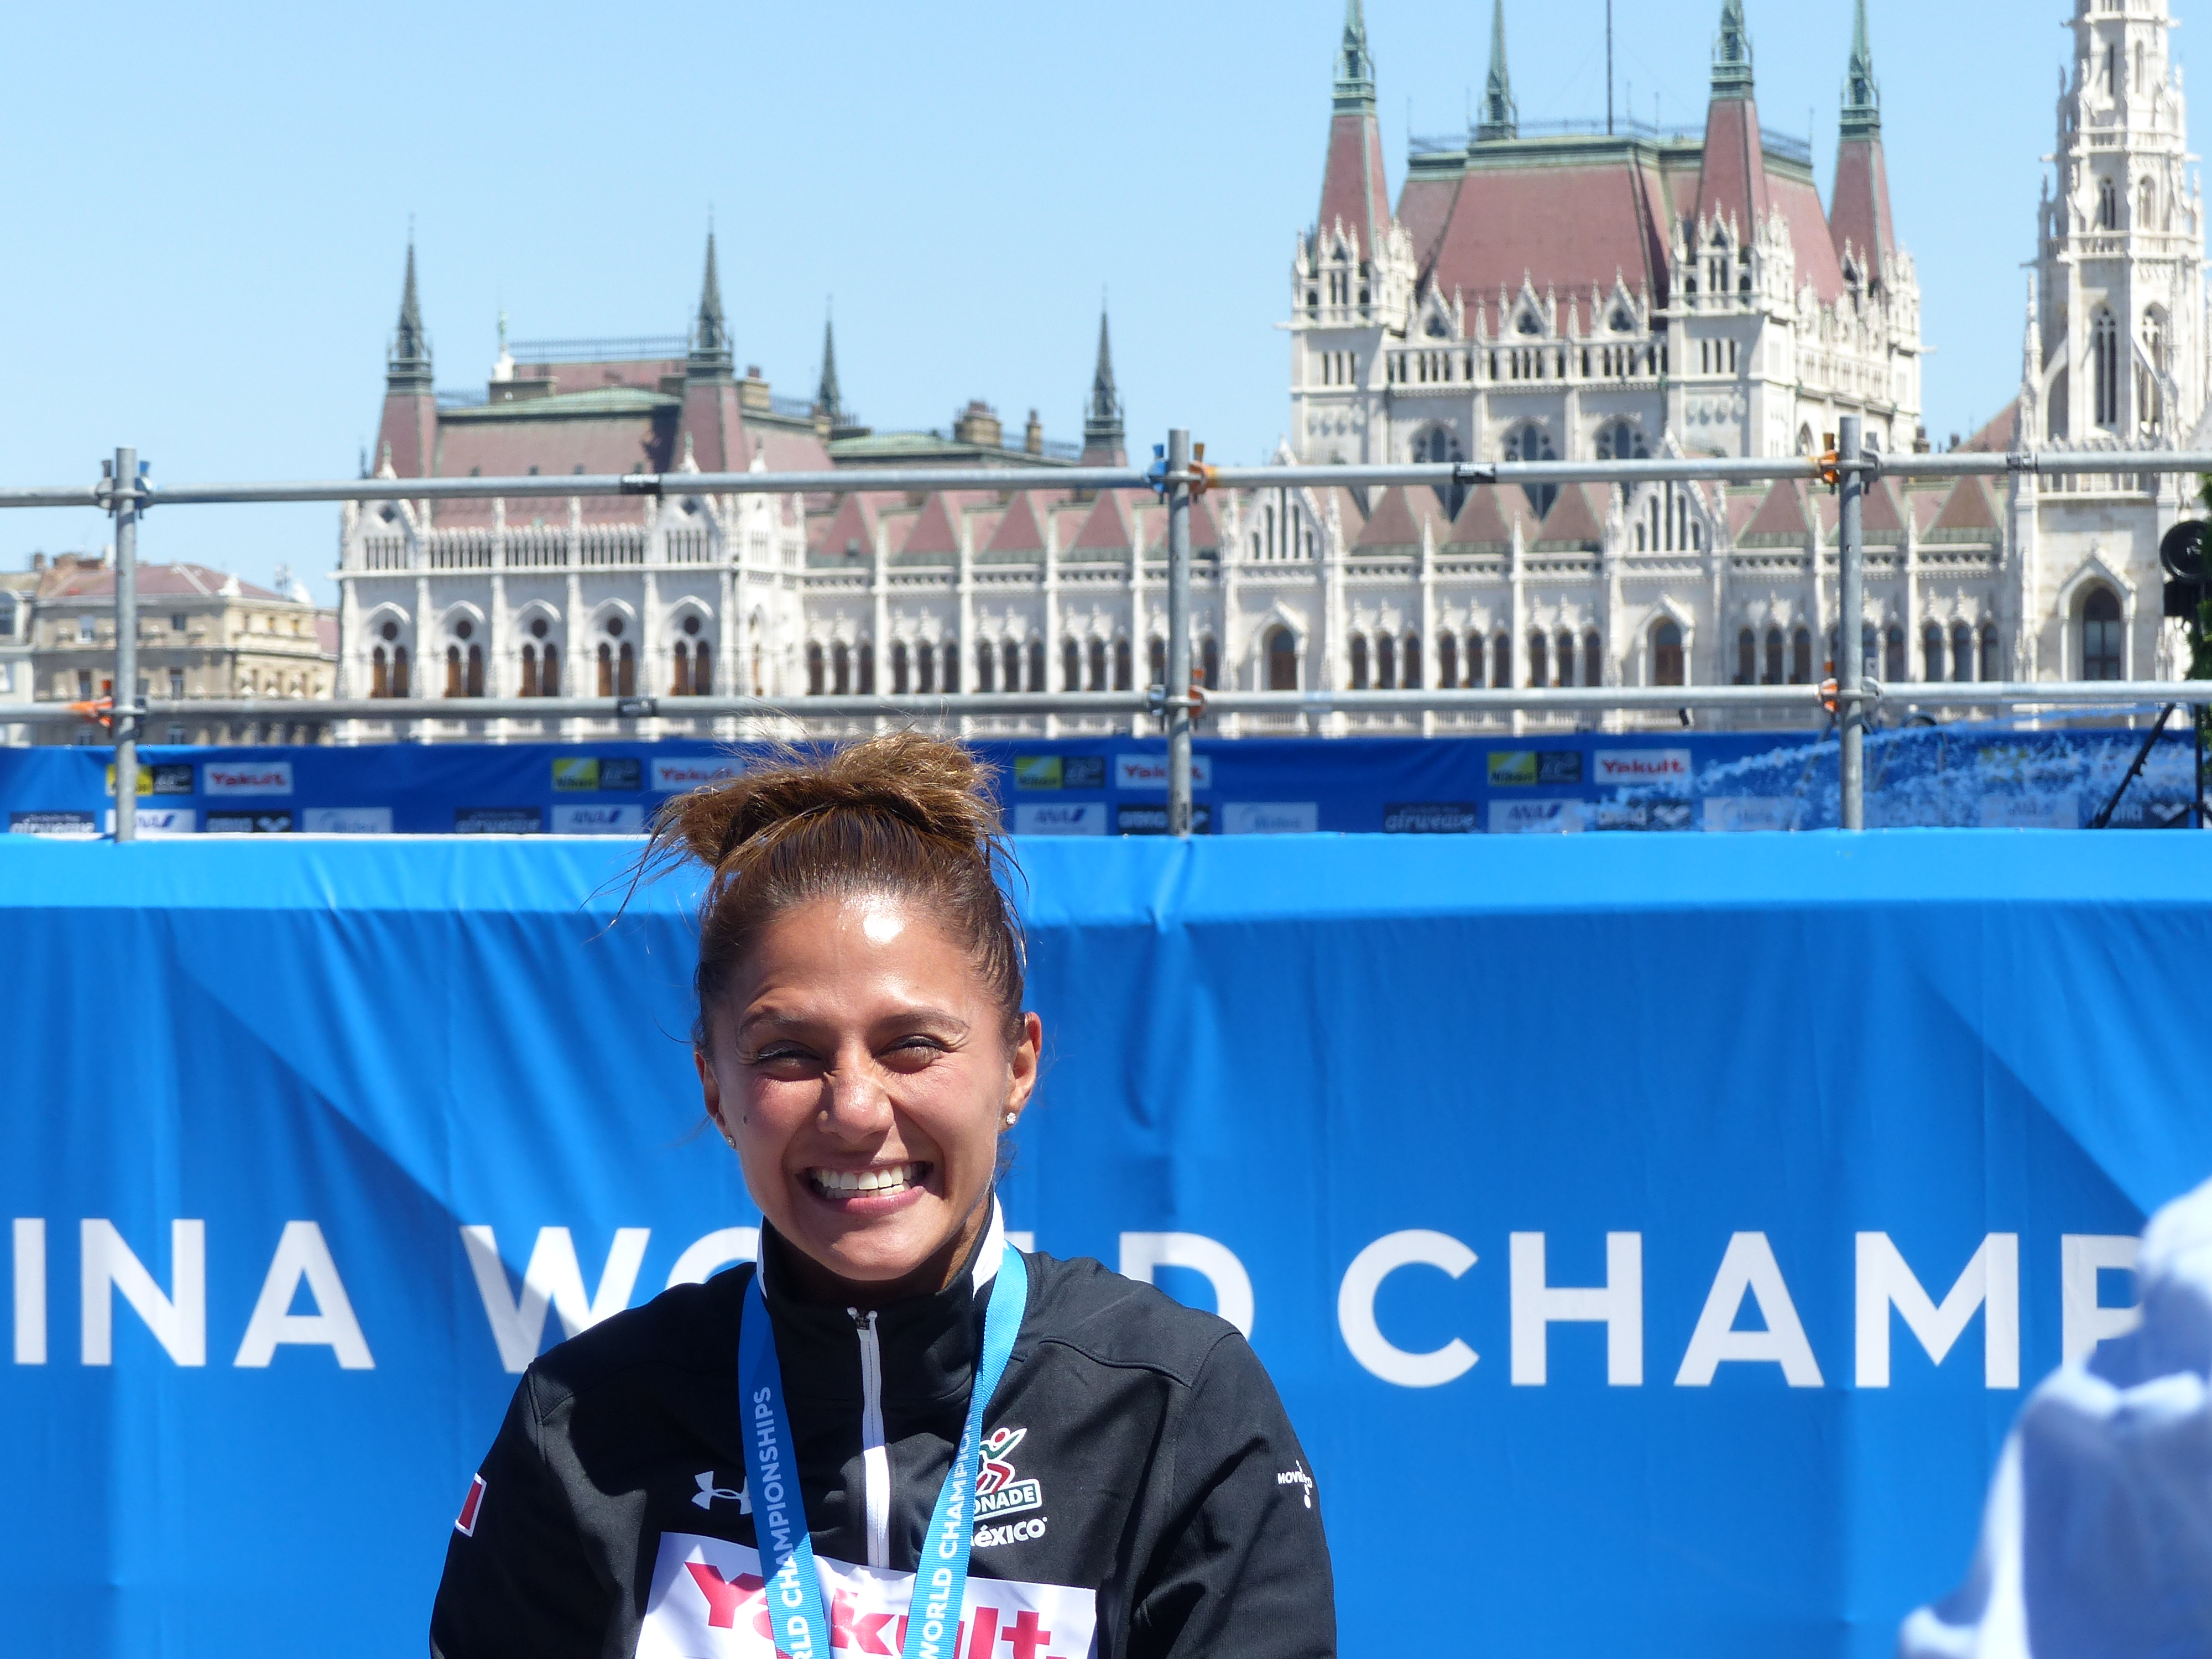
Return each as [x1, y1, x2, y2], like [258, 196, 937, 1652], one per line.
[1015, 755, 1107, 791]
[1594, 749, 1693, 786]
[151, 764, 195, 796]
[1489, 751, 1583, 786]
[455, 807, 542, 835]
[8, 808, 96, 836]
[103, 764, 153, 797]
[102, 807, 196, 837]
[1013, 802, 1109, 836]
[1114, 802, 1213, 835]
[204, 761, 295, 798]
[1488, 799, 1587, 834]
[1596, 800, 1695, 832]
[1114, 753, 1213, 792]
[1223, 801, 1320, 836]
[651, 758, 739, 794]
[302, 806, 393, 835]
[1703, 797, 1802, 833]
[206, 811, 295, 834]
[1383, 801, 1479, 834]
[2104, 796, 2198, 830]
[1980, 792, 2080, 830]
[550, 804, 646, 836]
[551, 758, 601, 792]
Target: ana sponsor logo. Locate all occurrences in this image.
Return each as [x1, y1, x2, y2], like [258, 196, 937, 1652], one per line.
[455, 1474, 487, 1537]
[1488, 800, 1585, 835]
[206, 811, 294, 834]
[1114, 754, 1213, 791]
[974, 1427, 1042, 1521]
[551, 804, 645, 836]
[1594, 749, 1692, 785]
[692, 1473, 749, 1513]
[204, 761, 295, 797]
[105, 808, 196, 837]
[652, 758, 741, 792]
[1114, 803, 1213, 835]
[1223, 801, 1319, 836]
[1382, 801, 1479, 834]
[302, 806, 393, 835]
[1013, 802, 1108, 836]
[455, 807, 542, 835]
[9, 810, 97, 837]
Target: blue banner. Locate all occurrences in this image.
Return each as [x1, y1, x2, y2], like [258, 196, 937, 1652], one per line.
[1, 832, 2207, 1658]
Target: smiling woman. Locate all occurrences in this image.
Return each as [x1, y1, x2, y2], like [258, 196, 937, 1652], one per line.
[429, 732, 1336, 1659]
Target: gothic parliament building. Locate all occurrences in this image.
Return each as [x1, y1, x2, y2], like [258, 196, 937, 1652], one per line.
[333, 0, 2206, 743]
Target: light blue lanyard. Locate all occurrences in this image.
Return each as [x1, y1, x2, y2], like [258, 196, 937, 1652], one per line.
[738, 1242, 1029, 1659]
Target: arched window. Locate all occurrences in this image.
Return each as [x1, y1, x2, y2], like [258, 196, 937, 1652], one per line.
[1583, 630, 1604, 687]
[1415, 425, 1467, 515]
[1736, 628, 1756, 686]
[1438, 632, 1459, 688]
[2098, 178, 2119, 231]
[371, 645, 389, 698]
[942, 641, 958, 694]
[1526, 632, 1547, 688]
[806, 641, 826, 696]
[690, 642, 707, 696]
[1465, 632, 1485, 689]
[857, 640, 875, 695]
[1201, 636, 1219, 690]
[1029, 640, 1046, 694]
[1062, 638, 1081, 692]
[671, 641, 691, 697]
[1922, 625, 1944, 683]
[1884, 626, 1905, 683]
[445, 644, 463, 698]
[597, 643, 613, 697]
[833, 641, 852, 695]
[521, 643, 540, 697]
[1980, 625, 2001, 683]
[1348, 634, 1369, 690]
[1492, 633, 1512, 688]
[891, 640, 911, 694]
[1405, 633, 1423, 689]
[974, 640, 995, 693]
[1002, 640, 1021, 692]
[2140, 176, 2157, 228]
[916, 641, 936, 694]
[1266, 626, 1299, 691]
[0, 593, 14, 638]
[1112, 639, 1131, 692]
[617, 642, 635, 697]
[2081, 587, 2124, 680]
[1797, 425, 1815, 456]
[1377, 633, 1397, 688]
[1148, 637, 1166, 690]
[1764, 627, 1784, 686]
[1651, 619, 1685, 687]
[2140, 309, 2168, 433]
[1790, 628, 1812, 686]
[1503, 423, 1558, 516]
[1087, 638, 1107, 692]
[1595, 421, 1648, 461]
[1951, 623, 1974, 684]
[2094, 308, 2122, 427]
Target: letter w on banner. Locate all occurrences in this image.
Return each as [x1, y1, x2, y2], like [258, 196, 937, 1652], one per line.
[461, 1227, 650, 1373]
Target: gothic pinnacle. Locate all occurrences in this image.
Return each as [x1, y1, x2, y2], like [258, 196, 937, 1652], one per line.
[1086, 306, 1124, 448]
[1477, 0, 1518, 142]
[1333, 0, 1376, 112]
[387, 239, 431, 390]
[690, 229, 733, 378]
[1712, 0, 1754, 98]
[1841, 0, 1881, 138]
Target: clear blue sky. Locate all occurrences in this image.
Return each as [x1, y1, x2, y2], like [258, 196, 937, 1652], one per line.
[0, 2, 2114, 601]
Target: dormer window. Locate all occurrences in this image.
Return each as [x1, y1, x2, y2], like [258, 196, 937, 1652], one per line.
[1516, 310, 1542, 337]
[1609, 308, 1634, 332]
[1425, 314, 1450, 339]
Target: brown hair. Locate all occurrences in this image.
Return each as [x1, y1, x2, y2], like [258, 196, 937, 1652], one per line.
[643, 733, 1026, 1050]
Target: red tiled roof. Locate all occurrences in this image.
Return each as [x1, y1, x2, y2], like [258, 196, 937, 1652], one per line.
[1422, 157, 1671, 312]
[1863, 478, 1907, 535]
[1353, 486, 1441, 549]
[1956, 400, 2022, 454]
[1768, 173, 1846, 306]
[1693, 97, 1770, 244]
[1189, 498, 1222, 552]
[1535, 482, 1605, 545]
[1741, 479, 1811, 540]
[811, 493, 880, 559]
[1318, 109, 1391, 253]
[1398, 174, 1459, 276]
[44, 562, 289, 603]
[1444, 483, 1535, 547]
[899, 493, 962, 558]
[1070, 491, 1134, 552]
[1831, 135, 1895, 278]
[984, 493, 1048, 555]
[1931, 476, 2001, 534]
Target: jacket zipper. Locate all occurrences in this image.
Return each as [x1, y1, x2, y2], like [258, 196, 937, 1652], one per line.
[851, 1307, 890, 1568]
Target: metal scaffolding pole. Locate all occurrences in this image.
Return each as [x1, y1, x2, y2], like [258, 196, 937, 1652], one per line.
[1165, 430, 1194, 838]
[1837, 415, 1865, 832]
[110, 447, 141, 843]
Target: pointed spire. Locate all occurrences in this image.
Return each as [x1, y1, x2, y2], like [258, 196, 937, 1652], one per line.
[1081, 305, 1126, 467]
[1476, 0, 1517, 142]
[815, 307, 844, 422]
[1840, 0, 1880, 139]
[387, 241, 432, 392]
[688, 229, 733, 382]
[1333, 0, 1376, 114]
[1712, 0, 1754, 99]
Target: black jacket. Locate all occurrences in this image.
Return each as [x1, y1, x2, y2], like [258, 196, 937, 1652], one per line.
[431, 1214, 1335, 1659]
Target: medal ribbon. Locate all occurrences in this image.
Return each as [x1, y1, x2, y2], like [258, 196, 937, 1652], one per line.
[737, 1241, 1029, 1659]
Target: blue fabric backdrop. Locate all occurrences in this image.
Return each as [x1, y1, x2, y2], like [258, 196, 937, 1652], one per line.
[1, 832, 2206, 1658]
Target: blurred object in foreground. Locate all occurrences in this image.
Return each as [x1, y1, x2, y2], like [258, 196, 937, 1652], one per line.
[1900, 1179, 2212, 1658]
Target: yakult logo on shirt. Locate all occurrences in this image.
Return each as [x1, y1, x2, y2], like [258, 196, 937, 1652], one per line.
[204, 761, 294, 797]
[637, 1535, 1097, 1659]
[1593, 749, 1693, 786]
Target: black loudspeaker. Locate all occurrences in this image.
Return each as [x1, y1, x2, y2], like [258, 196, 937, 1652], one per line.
[2159, 519, 2209, 619]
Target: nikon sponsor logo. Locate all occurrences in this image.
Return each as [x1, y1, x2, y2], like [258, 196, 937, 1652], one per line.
[1014, 754, 1106, 791]
[1488, 751, 1583, 787]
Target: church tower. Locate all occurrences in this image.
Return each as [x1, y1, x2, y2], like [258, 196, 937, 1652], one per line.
[2034, 0, 2204, 445]
[374, 241, 436, 478]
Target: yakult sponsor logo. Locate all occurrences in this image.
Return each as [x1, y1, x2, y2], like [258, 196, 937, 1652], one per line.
[1114, 754, 1213, 791]
[653, 758, 742, 792]
[204, 762, 294, 797]
[1594, 749, 1692, 786]
[638, 1534, 1097, 1659]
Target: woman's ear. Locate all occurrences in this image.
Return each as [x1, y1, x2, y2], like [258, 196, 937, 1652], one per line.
[696, 1046, 736, 1145]
[1003, 1011, 1043, 1123]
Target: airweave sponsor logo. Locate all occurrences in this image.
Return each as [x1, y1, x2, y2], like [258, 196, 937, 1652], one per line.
[1594, 749, 1692, 785]
[9, 810, 97, 837]
[455, 807, 542, 835]
[651, 758, 740, 792]
[1114, 754, 1213, 791]
[551, 804, 645, 836]
[1013, 802, 1107, 836]
[302, 807, 392, 834]
[1383, 802, 1478, 834]
[204, 762, 294, 797]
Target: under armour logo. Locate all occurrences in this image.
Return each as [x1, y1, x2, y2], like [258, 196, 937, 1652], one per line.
[1276, 1464, 1315, 1510]
[693, 1472, 750, 1512]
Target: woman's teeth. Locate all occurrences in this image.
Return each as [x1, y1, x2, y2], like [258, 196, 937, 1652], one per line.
[809, 1162, 924, 1198]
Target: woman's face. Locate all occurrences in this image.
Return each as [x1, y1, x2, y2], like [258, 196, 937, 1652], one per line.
[696, 893, 1041, 1298]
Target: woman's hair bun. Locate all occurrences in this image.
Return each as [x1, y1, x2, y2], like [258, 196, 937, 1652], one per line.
[643, 732, 1025, 1045]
